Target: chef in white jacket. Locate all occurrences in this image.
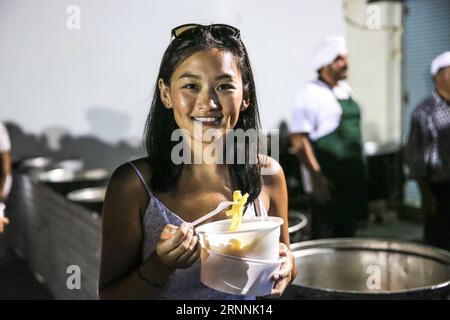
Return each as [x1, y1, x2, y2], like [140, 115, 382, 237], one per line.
[290, 36, 368, 238]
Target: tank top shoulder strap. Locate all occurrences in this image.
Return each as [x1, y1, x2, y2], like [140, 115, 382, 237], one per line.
[127, 161, 152, 197]
[253, 197, 268, 217]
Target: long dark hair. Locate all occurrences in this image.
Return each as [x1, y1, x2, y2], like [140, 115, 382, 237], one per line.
[144, 26, 262, 203]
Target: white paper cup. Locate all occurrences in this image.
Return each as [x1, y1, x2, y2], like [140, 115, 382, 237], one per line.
[200, 247, 285, 296]
[196, 216, 283, 260]
[0, 203, 5, 218]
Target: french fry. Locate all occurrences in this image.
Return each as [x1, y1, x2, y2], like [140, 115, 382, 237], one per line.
[226, 190, 249, 231]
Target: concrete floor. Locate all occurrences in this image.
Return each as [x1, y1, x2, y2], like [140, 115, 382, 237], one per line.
[0, 238, 53, 300]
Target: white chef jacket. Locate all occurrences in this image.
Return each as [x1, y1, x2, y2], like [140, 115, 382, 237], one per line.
[290, 79, 353, 193]
[290, 79, 352, 141]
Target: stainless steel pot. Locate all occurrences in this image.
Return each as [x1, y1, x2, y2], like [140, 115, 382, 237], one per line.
[37, 168, 110, 195]
[285, 238, 450, 299]
[55, 158, 84, 172]
[66, 186, 106, 213]
[16, 156, 54, 174]
[288, 211, 308, 243]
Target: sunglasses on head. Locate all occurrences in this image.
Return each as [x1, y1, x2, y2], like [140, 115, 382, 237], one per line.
[170, 23, 241, 42]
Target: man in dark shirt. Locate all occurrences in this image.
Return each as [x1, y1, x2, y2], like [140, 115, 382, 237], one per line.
[406, 51, 450, 251]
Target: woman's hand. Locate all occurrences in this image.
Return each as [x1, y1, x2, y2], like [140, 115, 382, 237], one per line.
[155, 222, 200, 270]
[263, 242, 294, 299]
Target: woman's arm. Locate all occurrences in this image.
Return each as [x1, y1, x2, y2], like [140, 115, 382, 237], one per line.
[98, 162, 200, 299]
[98, 163, 173, 299]
[261, 156, 298, 297]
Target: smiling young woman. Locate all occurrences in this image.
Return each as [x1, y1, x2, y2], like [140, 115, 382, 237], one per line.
[98, 24, 296, 300]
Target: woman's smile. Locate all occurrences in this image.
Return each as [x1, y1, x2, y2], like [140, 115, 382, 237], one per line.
[191, 115, 224, 127]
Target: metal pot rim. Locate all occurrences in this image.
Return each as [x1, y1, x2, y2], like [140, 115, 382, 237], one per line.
[290, 237, 450, 294]
[66, 186, 107, 203]
[288, 211, 308, 234]
[37, 168, 109, 183]
[289, 281, 450, 296]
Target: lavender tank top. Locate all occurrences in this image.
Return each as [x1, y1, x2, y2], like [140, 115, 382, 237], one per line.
[128, 162, 268, 300]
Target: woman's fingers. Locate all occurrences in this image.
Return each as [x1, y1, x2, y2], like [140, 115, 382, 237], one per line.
[272, 259, 292, 281]
[272, 243, 293, 283]
[269, 278, 289, 298]
[274, 273, 291, 290]
[156, 221, 203, 269]
[169, 223, 190, 247]
[266, 245, 296, 298]
[186, 234, 199, 256]
[279, 243, 288, 255]
[160, 224, 178, 240]
[158, 223, 190, 253]
[176, 233, 197, 263]
[165, 227, 195, 261]
[184, 244, 201, 267]
[177, 236, 200, 267]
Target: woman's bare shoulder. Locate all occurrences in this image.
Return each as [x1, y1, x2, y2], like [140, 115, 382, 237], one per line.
[259, 154, 284, 185]
[105, 157, 153, 212]
[110, 157, 152, 183]
[128, 157, 153, 179]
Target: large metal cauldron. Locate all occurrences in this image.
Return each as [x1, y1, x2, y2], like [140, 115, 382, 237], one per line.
[66, 186, 106, 213]
[284, 238, 450, 299]
[15, 156, 54, 175]
[15, 156, 84, 177]
[37, 168, 110, 195]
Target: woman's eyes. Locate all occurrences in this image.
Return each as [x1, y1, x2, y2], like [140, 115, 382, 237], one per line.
[182, 83, 198, 90]
[181, 83, 235, 91]
[217, 84, 235, 91]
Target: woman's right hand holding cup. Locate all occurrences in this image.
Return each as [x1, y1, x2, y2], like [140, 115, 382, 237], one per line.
[156, 222, 200, 270]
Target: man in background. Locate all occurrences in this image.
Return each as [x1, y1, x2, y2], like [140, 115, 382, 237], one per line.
[290, 36, 368, 239]
[0, 121, 12, 234]
[406, 51, 450, 251]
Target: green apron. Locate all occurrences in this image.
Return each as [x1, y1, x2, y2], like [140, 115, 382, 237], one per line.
[311, 96, 369, 238]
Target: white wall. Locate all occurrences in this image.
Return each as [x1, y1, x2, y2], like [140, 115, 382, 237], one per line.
[0, 0, 344, 146]
[344, 0, 403, 146]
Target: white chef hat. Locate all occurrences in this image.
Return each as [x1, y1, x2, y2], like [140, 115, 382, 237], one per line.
[311, 36, 348, 72]
[431, 51, 450, 76]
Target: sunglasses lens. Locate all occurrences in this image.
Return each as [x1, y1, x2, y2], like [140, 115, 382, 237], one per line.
[173, 24, 198, 38]
[171, 24, 240, 41]
[211, 25, 240, 38]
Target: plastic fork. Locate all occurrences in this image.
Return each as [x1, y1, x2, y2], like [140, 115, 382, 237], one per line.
[190, 200, 237, 227]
